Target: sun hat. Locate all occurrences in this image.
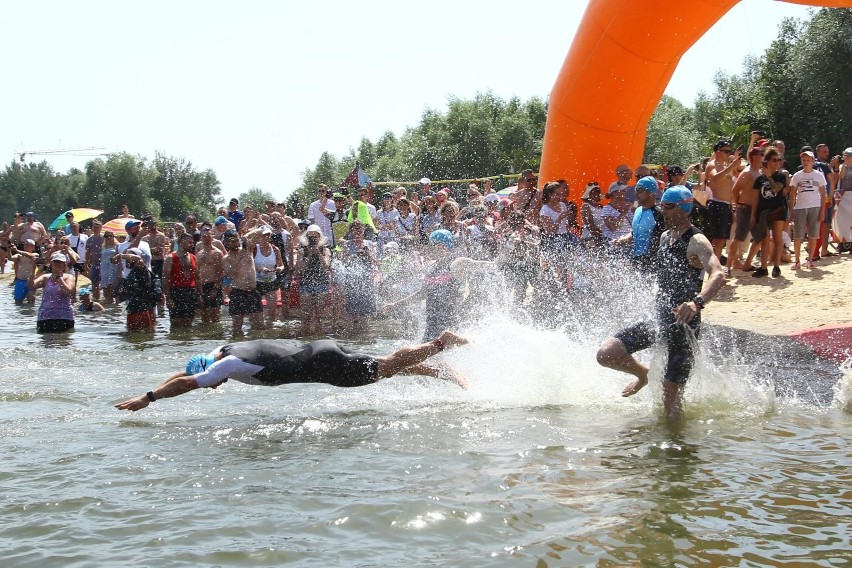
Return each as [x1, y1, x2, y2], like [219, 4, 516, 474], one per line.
[661, 185, 694, 213]
[186, 353, 216, 376]
[581, 182, 602, 200]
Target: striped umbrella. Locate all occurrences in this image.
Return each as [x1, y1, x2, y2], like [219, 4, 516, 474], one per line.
[101, 217, 141, 236]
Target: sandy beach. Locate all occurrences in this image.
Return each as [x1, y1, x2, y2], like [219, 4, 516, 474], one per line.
[705, 253, 852, 335]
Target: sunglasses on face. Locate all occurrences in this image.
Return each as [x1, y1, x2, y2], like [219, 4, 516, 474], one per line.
[661, 202, 679, 210]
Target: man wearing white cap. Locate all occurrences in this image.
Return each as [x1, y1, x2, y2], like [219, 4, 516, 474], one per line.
[596, 186, 726, 421]
[789, 149, 827, 270]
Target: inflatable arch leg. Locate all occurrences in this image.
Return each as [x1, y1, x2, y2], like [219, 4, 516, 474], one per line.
[539, 0, 852, 202]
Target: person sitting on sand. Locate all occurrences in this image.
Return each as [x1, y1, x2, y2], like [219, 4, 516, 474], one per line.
[596, 186, 726, 421]
[115, 330, 469, 411]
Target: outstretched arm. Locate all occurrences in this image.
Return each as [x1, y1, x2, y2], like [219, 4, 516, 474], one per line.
[115, 373, 210, 412]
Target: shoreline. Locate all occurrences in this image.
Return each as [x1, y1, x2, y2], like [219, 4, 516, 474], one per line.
[3, 253, 851, 337]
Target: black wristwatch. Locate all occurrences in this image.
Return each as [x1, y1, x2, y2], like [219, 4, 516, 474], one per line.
[692, 295, 705, 310]
[146, 391, 157, 402]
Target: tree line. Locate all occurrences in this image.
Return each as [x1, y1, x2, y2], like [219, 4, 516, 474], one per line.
[3, 9, 848, 225]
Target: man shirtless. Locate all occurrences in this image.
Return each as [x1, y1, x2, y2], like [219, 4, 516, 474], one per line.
[704, 140, 742, 259]
[196, 227, 225, 323]
[115, 330, 470, 412]
[10, 240, 40, 304]
[17, 212, 48, 247]
[222, 227, 265, 333]
[726, 147, 764, 275]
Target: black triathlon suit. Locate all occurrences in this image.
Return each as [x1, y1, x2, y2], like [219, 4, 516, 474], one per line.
[193, 339, 379, 388]
[614, 226, 704, 384]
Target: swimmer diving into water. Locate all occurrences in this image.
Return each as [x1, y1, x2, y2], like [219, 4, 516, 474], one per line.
[115, 331, 469, 411]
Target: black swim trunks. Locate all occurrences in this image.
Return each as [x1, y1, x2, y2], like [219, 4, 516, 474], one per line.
[228, 287, 263, 316]
[169, 287, 197, 319]
[201, 282, 223, 309]
[703, 200, 733, 241]
[614, 316, 701, 385]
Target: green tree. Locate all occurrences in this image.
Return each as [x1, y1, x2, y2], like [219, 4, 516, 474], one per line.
[238, 187, 276, 211]
[83, 153, 156, 219]
[150, 152, 222, 221]
[0, 161, 72, 225]
[644, 95, 702, 167]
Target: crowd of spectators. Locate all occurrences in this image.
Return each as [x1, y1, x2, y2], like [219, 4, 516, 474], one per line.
[3, 137, 851, 336]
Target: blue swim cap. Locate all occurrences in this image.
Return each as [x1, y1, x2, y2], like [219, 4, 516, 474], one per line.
[429, 229, 454, 249]
[661, 185, 694, 213]
[186, 353, 215, 375]
[635, 176, 659, 194]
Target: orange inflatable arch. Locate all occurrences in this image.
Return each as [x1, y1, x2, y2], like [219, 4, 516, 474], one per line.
[538, 0, 852, 198]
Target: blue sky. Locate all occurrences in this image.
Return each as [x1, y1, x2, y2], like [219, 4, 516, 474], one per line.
[2, 1, 815, 202]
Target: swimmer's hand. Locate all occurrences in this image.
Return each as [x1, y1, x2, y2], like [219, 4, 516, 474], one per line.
[672, 301, 699, 325]
[115, 395, 150, 412]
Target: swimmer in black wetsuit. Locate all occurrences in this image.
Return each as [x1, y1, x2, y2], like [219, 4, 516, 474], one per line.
[115, 331, 469, 412]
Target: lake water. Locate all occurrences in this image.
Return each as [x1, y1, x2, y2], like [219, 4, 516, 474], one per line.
[1, 280, 850, 567]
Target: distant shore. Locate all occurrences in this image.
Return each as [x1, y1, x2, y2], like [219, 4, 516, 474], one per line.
[3, 253, 851, 337]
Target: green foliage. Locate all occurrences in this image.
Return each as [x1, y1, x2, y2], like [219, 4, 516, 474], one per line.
[0, 151, 222, 225]
[644, 95, 702, 167]
[238, 187, 276, 211]
[292, 92, 547, 198]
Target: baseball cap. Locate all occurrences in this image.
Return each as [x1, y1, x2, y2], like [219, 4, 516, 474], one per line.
[50, 251, 67, 262]
[382, 192, 393, 200]
[124, 220, 142, 231]
[661, 185, 694, 213]
[306, 224, 322, 234]
[214, 216, 228, 226]
[333, 192, 346, 199]
[419, 177, 431, 185]
[429, 228, 454, 249]
[748, 147, 763, 158]
[635, 176, 658, 193]
[666, 165, 684, 177]
[260, 225, 272, 235]
[843, 147, 852, 156]
[713, 139, 732, 151]
[25, 211, 35, 217]
[229, 198, 239, 204]
[800, 150, 815, 159]
[186, 353, 216, 376]
[385, 241, 400, 251]
[223, 229, 239, 240]
[25, 238, 36, 246]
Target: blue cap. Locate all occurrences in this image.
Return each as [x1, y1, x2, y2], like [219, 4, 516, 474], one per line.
[429, 229, 454, 249]
[25, 211, 35, 217]
[661, 185, 694, 213]
[124, 219, 142, 231]
[186, 353, 215, 375]
[635, 176, 658, 194]
[214, 216, 228, 226]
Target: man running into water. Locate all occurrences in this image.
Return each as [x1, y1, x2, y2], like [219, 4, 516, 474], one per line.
[596, 186, 726, 420]
[115, 331, 469, 411]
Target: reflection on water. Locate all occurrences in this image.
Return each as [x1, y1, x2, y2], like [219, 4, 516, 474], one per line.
[0, 277, 850, 567]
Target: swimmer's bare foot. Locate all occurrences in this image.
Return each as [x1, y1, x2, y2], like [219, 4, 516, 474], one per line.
[439, 330, 468, 348]
[621, 376, 648, 397]
[438, 365, 468, 390]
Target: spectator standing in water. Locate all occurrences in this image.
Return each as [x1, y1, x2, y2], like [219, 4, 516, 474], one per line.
[29, 252, 76, 333]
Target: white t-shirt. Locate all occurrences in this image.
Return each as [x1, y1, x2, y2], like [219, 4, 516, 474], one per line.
[308, 199, 336, 240]
[539, 203, 570, 234]
[791, 169, 826, 209]
[376, 209, 400, 240]
[601, 205, 632, 240]
[117, 239, 152, 278]
[68, 233, 88, 260]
